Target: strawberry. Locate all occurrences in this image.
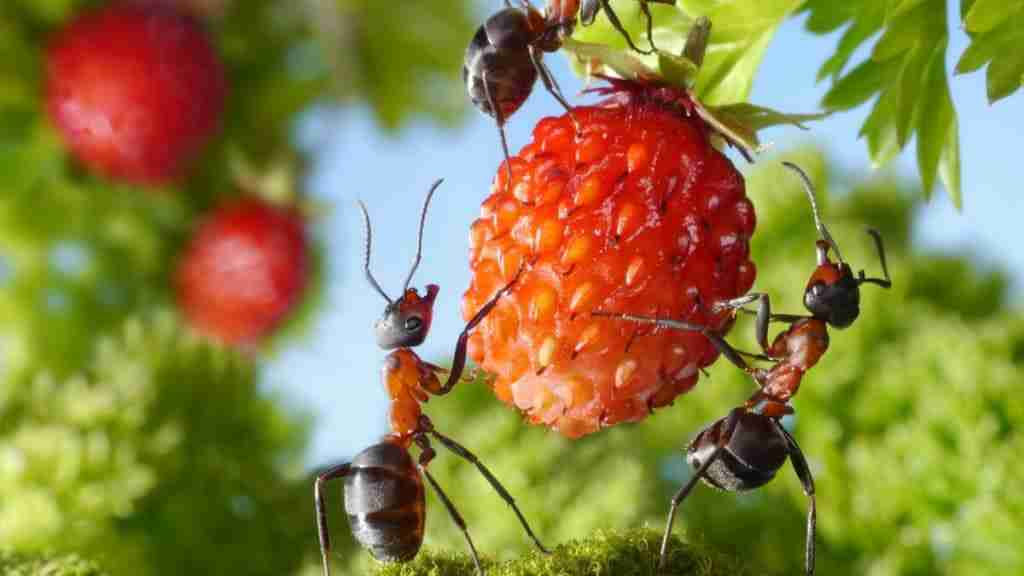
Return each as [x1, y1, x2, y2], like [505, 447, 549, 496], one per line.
[46, 3, 226, 185]
[462, 80, 757, 438]
[175, 198, 308, 346]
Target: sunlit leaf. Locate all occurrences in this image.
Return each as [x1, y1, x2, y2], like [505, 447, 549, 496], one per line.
[806, 0, 961, 205]
[570, 0, 802, 104]
[955, 0, 1024, 103]
[963, 0, 1023, 33]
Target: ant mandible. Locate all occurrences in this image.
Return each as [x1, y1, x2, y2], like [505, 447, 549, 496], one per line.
[463, 1, 675, 188]
[314, 180, 548, 576]
[595, 162, 892, 575]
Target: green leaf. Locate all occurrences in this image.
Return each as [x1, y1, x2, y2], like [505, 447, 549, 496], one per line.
[963, 0, 1023, 33]
[821, 60, 884, 111]
[806, 0, 961, 205]
[859, 85, 901, 168]
[693, 102, 828, 157]
[570, 0, 802, 104]
[986, 46, 1024, 102]
[955, 1, 1024, 103]
[814, 3, 886, 80]
[916, 41, 959, 204]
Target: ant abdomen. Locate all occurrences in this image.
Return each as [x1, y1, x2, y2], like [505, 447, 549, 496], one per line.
[463, 11, 539, 121]
[344, 442, 425, 562]
[687, 412, 788, 492]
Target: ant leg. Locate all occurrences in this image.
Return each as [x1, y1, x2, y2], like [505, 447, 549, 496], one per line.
[527, 47, 579, 131]
[592, 312, 759, 376]
[595, 0, 654, 54]
[736, 349, 774, 363]
[314, 462, 353, 576]
[776, 422, 816, 576]
[858, 228, 892, 288]
[639, 0, 663, 53]
[713, 292, 772, 353]
[436, 269, 523, 394]
[715, 293, 809, 354]
[658, 408, 743, 569]
[421, 466, 485, 575]
[424, 420, 550, 554]
[481, 69, 513, 194]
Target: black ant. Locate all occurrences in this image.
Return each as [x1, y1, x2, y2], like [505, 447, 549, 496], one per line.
[463, 1, 675, 187]
[314, 180, 547, 576]
[594, 162, 892, 575]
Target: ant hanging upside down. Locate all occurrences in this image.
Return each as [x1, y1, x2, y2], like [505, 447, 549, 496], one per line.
[314, 180, 547, 576]
[464, 1, 676, 187]
[595, 162, 892, 575]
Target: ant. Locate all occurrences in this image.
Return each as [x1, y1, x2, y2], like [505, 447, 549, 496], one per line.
[464, 1, 675, 188]
[314, 180, 548, 576]
[594, 162, 892, 575]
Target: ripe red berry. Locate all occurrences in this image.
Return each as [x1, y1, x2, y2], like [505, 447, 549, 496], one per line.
[462, 81, 757, 438]
[176, 198, 308, 346]
[45, 3, 226, 185]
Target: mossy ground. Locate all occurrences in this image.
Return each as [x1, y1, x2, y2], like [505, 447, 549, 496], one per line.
[373, 527, 745, 576]
[0, 553, 107, 576]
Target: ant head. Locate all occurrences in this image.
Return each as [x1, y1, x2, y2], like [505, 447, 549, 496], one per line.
[687, 410, 789, 493]
[359, 179, 443, 350]
[783, 162, 892, 328]
[803, 240, 860, 328]
[375, 285, 439, 349]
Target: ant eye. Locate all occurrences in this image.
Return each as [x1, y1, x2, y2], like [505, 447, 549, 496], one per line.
[404, 317, 423, 332]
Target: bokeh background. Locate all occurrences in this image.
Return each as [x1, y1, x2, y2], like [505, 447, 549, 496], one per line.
[1, 0, 1021, 575]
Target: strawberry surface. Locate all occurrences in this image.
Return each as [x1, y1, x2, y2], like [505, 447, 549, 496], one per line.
[46, 3, 226, 185]
[463, 82, 756, 437]
[175, 198, 308, 346]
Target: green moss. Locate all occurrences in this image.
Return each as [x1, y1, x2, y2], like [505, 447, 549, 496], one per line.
[373, 528, 746, 576]
[0, 552, 107, 575]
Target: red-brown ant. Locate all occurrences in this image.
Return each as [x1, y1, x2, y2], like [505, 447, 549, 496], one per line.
[464, 1, 675, 187]
[314, 180, 547, 576]
[594, 162, 891, 575]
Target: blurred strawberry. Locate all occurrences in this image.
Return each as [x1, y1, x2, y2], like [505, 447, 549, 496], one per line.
[176, 198, 308, 346]
[46, 3, 226, 185]
[462, 80, 757, 438]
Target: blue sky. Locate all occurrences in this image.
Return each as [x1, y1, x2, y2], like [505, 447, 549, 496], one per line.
[267, 5, 1024, 467]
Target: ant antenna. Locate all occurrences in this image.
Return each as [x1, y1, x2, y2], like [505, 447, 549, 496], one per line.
[858, 228, 893, 288]
[782, 161, 844, 264]
[358, 199, 393, 305]
[402, 179, 444, 293]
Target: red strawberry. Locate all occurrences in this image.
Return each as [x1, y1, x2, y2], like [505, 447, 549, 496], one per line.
[176, 198, 308, 346]
[46, 3, 226, 185]
[462, 81, 757, 438]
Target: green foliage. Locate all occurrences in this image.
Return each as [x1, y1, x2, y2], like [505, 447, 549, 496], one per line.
[0, 552, 107, 576]
[0, 311, 317, 576]
[956, 0, 1024, 103]
[572, 0, 800, 104]
[804, 0, 960, 206]
[0, 0, 473, 572]
[373, 528, 746, 576]
[396, 148, 1023, 576]
[337, 0, 474, 130]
